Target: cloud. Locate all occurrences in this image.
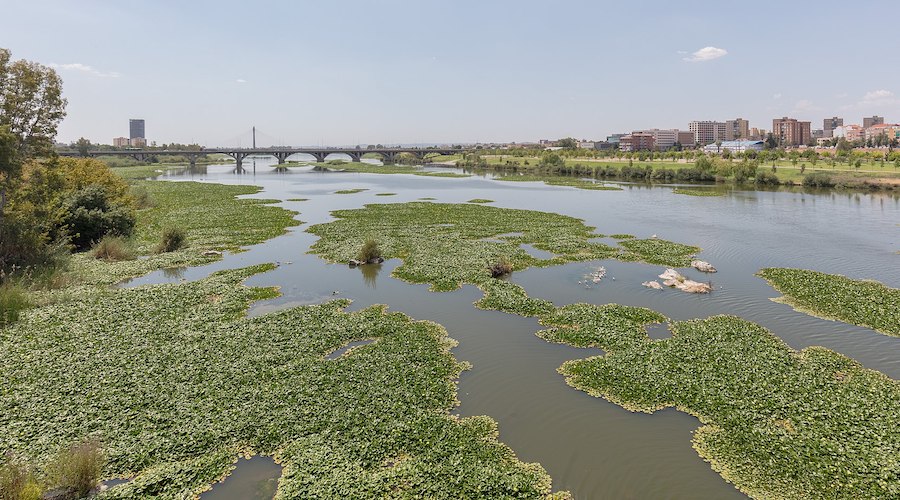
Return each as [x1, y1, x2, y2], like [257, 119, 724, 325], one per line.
[49, 63, 120, 78]
[683, 46, 728, 62]
[236, 78, 247, 83]
[773, 93, 782, 100]
[839, 89, 899, 111]
[792, 99, 820, 113]
[862, 89, 894, 102]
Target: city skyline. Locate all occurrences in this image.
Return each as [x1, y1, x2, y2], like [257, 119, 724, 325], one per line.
[4, 0, 899, 146]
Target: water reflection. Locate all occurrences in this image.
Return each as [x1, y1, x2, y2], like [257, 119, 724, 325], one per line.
[359, 262, 381, 288]
[201, 456, 280, 500]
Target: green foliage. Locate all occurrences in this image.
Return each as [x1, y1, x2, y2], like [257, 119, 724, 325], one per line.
[609, 234, 634, 239]
[356, 239, 382, 263]
[496, 174, 622, 190]
[754, 170, 780, 185]
[538, 153, 565, 168]
[155, 227, 187, 254]
[0, 455, 42, 500]
[45, 439, 103, 498]
[759, 268, 899, 336]
[466, 198, 494, 204]
[556, 138, 578, 149]
[802, 172, 835, 188]
[129, 185, 155, 209]
[91, 236, 134, 262]
[0, 281, 30, 327]
[549, 311, 900, 499]
[617, 237, 698, 267]
[69, 180, 299, 286]
[374, 192, 396, 196]
[0, 266, 558, 498]
[333, 188, 367, 194]
[672, 188, 725, 197]
[62, 185, 136, 251]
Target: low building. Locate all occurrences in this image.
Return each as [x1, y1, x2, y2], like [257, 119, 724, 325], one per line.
[833, 125, 864, 142]
[130, 137, 147, 148]
[702, 140, 765, 154]
[864, 123, 900, 143]
[578, 141, 596, 149]
[619, 133, 655, 152]
[113, 137, 129, 147]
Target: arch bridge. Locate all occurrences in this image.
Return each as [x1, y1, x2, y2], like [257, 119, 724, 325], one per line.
[61, 147, 468, 169]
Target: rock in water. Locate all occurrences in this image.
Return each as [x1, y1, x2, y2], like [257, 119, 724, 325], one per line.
[642, 280, 664, 290]
[658, 268, 711, 293]
[691, 260, 717, 273]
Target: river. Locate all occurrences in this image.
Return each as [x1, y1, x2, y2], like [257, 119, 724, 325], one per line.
[127, 157, 900, 498]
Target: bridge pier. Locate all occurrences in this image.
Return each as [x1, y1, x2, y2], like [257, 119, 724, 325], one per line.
[348, 152, 362, 163]
[227, 151, 251, 170]
[185, 153, 201, 168]
[312, 152, 327, 163]
[273, 152, 292, 165]
[382, 152, 396, 164]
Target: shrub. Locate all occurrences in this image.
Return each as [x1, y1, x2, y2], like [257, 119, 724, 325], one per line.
[62, 185, 136, 251]
[45, 439, 103, 498]
[0, 455, 42, 500]
[538, 153, 564, 168]
[489, 256, 513, 278]
[357, 239, 382, 263]
[755, 171, 780, 185]
[156, 226, 187, 253]
[0, 281, 31, 327]
[91, 236, 134, 262]
[802, 172, 835, 188]
[0, 215, 68, 273]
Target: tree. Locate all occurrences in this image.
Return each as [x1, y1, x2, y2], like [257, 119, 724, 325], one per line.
[0, 48, 67, 222]
[556, 137, 577, 149]
[75, 137, 92, 157]
[764, 133, 777, 150]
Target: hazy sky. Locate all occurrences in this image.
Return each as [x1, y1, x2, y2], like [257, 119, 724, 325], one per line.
[4, 0, 899, 146]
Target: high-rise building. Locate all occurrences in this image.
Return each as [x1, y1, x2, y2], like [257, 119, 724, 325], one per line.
[863, 116, 884, 129]
[823, 117, 843, 138]
[129, 119, 145, 140]
[725, 118, 750, 141]
[688, 121, 726, 145]
[772, 117, 811, 146]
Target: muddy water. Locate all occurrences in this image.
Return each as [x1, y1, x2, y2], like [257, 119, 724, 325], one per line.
[127, 159, 899, 498]
[201, 456, 281, 500]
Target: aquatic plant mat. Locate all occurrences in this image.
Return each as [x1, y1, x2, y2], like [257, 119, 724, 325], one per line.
[759, 268, 900, 337]
[308, 202, 900, 498]
[0, 266, 560, 498]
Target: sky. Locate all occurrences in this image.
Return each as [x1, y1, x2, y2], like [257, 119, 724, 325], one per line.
[3, 0, 900, 146]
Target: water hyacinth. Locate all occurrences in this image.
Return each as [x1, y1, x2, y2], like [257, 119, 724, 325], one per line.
[540, 308, 900, 499]
[759, 268, 900, 336]
[0, 266, 562, 498]
[307, 202, 700, 314]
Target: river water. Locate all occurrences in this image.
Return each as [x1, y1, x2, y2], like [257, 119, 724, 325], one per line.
[128, 158, 899, 499]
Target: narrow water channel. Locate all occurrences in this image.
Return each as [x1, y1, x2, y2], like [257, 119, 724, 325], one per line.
[124, 159, 899, 498]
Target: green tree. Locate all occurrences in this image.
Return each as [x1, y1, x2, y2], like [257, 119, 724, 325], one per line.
[75, 137, 92, 157]
[556, 137, 577, 149]
[0, 48, 67, 222]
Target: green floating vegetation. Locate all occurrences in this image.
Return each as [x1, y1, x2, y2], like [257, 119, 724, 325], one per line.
[495, 174, 623, 191]
[609, 234, 635, 239]
[418, 197, 437, 200]
[467, 198, 494, 204]
[68, 180, 300, 286]
[672, 188, 726, 197]
[759, 268, 900, 337]
[375, 193, 397, 196]
[316, 161, 470, 178]
[307, 202, 699, 315]
[334, 188, 368, 195]
[417, 171, 471, 178]
[0, 266, 560, 499]
[110, 164, 186, 180]
[539, 307, 900, 499]
[286, 198, 309, 202]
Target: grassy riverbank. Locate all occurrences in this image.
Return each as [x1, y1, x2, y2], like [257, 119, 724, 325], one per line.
[1, 266, 560, 498]
[759, 268, 900, 336]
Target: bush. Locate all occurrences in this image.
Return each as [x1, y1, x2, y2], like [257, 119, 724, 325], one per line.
[802, 172, 835, 188]
[45, 439, 103, 499]
[156, 227, 187, 253]
[0, 281, 31, 327]
[357, 239, 382, 263]
[489, 256, 513, 278]
[0, 215, 68, 273]
[0, 455, 42, 500]
[755, 171, 780, 185]
[91, 236, 134, 261]
[62, 185, 136, 251]
[538, 153, 564, 168]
